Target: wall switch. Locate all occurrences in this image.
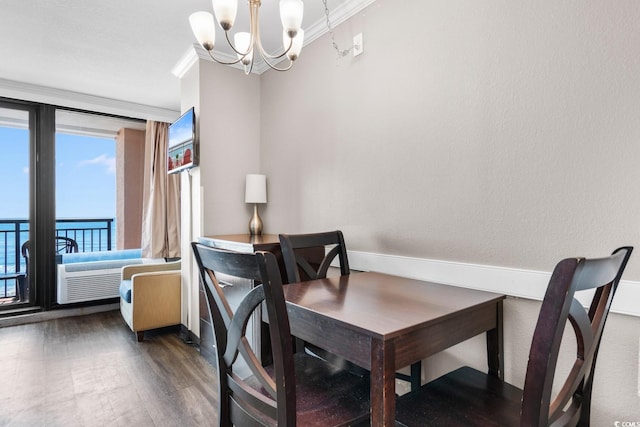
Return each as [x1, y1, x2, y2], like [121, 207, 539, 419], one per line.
[353, 33, 364, 57]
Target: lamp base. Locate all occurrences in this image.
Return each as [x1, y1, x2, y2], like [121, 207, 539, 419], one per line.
[249, 204, 263, 235]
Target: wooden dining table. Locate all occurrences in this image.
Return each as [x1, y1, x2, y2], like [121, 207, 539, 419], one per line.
[282, 271, 506, 427]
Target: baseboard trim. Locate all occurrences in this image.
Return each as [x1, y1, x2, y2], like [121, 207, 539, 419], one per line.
[347, 250, 640, 318]
[0, 303, 119, 328]
[179, 324, 198, 346]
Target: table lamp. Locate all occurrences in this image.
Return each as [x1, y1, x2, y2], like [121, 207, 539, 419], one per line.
[245, 174, 267, 235]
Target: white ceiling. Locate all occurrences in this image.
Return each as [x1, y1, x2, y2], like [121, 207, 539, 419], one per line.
[0, 0, 366, 117]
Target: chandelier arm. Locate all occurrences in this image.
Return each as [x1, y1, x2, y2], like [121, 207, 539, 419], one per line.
[255, 36, 293, 61]
[257, 55, 294, 72]
[252, 7, 294, 61]
[251, 2, 293, 72]
[204, 49, 245, 66]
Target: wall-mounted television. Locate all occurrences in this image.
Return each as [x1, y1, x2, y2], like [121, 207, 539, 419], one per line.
[168, 107, 197, 174]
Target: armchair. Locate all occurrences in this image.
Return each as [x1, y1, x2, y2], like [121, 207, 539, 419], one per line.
[119, 260, 182, 342]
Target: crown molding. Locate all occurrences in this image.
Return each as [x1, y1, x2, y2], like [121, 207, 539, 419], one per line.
[171, 46, 201, 79]
[172, 44, 249, 78]
[304, 0, 377, 46]
[0, 78, 180, 123]
[172, 0, 378, 77]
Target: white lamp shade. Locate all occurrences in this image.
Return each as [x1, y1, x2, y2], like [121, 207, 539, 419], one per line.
[245, 174, 267, 203]
[234, 32, 253, 65]
[284, 29, 304, 61]
[212, 0, 238, 30]
[189, 12, 216, 51]
[280, 0, 304, 36]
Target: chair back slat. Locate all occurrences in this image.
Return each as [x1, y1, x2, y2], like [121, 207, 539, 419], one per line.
[55, 236, 79, 254]
[228, 375, 278, 420]
[200, 258, 277, 404]
[521, 246, 632, 426]
[224, 285, 266, 363]
[229, 395, 277, 427]
[293, 253, 320, 281]
[317, 245, 341, 278]
[280, 230, 349, 283]
[191, 243, 296, 427]
[202, 267, 260, 378]
[203, 269, 234, 329]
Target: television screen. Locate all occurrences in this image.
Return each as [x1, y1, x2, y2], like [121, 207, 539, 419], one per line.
[168, 107, 197, 174]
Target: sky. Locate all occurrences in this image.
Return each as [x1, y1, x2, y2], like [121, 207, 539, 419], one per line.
[0, 126, 116, 219]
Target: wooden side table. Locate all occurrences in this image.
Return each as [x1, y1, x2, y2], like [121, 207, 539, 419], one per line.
[198, 233, 281, 252]
[198, 233, 285, 272]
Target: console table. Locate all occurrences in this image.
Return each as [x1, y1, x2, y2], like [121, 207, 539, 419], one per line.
[198, 233, 285, 269]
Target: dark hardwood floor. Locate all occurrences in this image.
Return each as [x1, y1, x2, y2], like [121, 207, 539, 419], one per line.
[0, 310, 218, 426]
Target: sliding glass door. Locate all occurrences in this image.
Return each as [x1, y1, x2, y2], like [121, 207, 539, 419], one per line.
[1, 99, 144, 312]
[0, 102, 34, 307]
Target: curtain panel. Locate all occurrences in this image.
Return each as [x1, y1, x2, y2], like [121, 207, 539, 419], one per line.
[141, 121, 181, 259]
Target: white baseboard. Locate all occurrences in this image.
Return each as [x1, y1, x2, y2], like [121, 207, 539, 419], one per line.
[347, 250, 640, 318]
[0, 303, 119, 328]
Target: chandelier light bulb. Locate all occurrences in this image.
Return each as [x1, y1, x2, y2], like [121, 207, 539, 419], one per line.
[189, 12, 216, 51]
[212, 0, 238, 31]
[284, 29, 304, 61]
[279, 0, 304, 37]
[234, 32, 253, 67]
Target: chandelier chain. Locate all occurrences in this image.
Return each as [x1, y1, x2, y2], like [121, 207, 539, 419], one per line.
[322, 0, 349, 58]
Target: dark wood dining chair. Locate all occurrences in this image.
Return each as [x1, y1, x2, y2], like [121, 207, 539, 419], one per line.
[279, 230, 350, 282]
[279, 230, 423, 390]
[395, 246, 633, 427]
[18, 236, 79, 301]
[191, 242, 370, 427]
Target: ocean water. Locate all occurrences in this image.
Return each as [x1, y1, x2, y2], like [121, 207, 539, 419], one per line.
[1, 219, 117, 297]
[1, 219, 117, 275]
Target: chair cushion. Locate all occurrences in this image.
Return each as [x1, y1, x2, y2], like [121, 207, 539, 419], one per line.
[119, 280, 132, 303]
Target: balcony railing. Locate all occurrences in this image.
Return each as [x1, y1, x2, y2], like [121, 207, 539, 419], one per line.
[0, 218, 114, 300]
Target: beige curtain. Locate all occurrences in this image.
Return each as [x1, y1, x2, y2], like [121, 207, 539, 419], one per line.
[141, 121, 181, 259]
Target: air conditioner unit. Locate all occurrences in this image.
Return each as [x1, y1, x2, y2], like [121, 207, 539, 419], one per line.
[57, 259, 143, 304]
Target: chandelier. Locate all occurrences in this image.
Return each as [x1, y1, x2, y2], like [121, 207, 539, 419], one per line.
[189, 0, 304, 74]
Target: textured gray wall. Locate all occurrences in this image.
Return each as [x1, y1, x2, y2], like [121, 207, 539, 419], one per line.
[198, 60, 261, 237]
[183, 1, 640, 422]
[255, 2, 640, 422]
[260, 0, 640, 278]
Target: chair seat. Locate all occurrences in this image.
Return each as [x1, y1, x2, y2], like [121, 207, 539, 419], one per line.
[247, 352, 370, 427]
[395, 367, 522, 427]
